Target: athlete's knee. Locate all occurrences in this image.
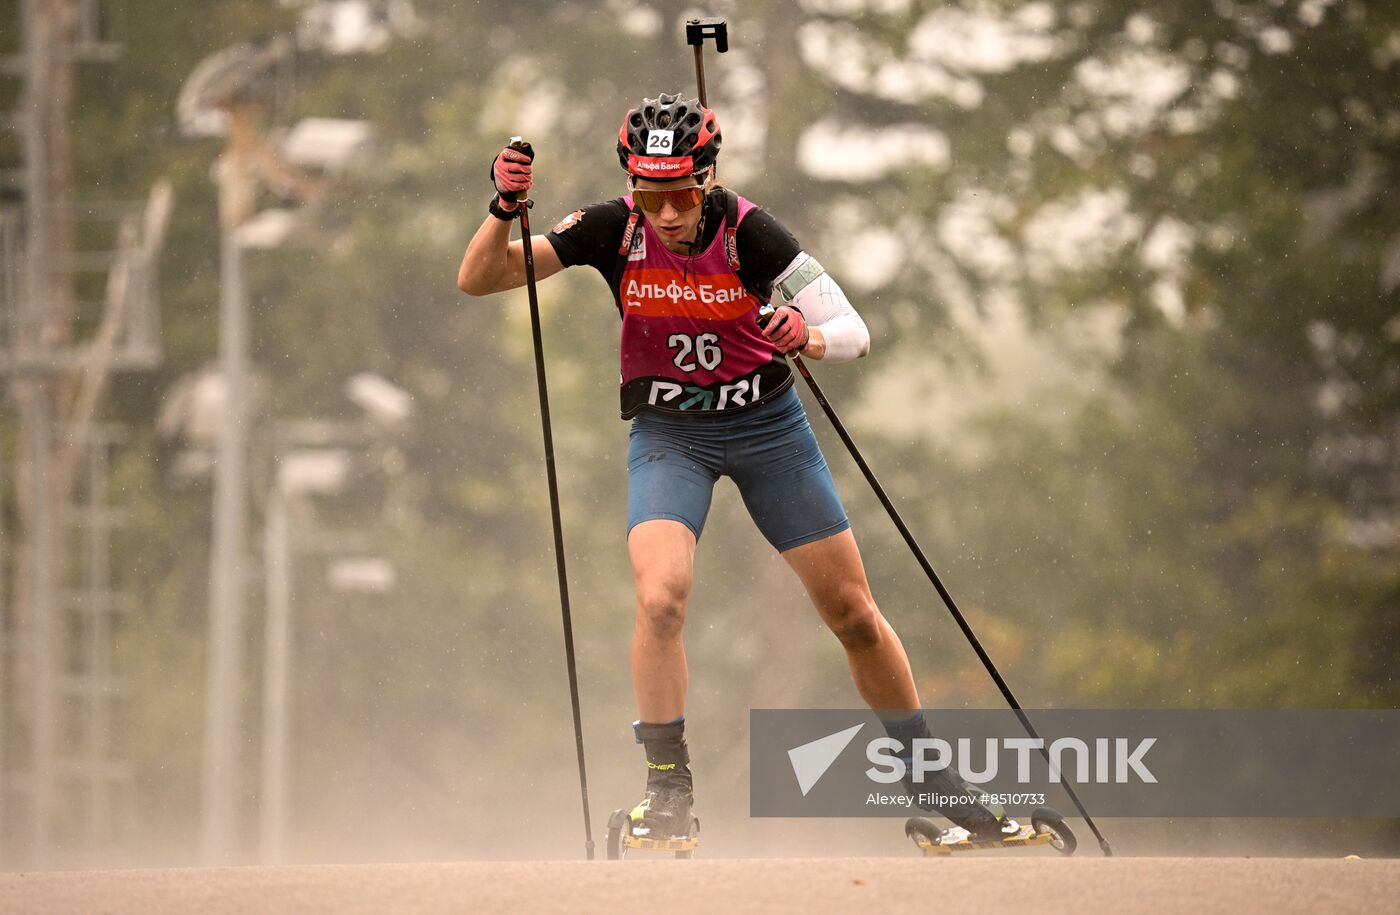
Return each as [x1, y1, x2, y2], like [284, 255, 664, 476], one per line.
[826, 589, 882, 651]
[636, 578, 689, 641]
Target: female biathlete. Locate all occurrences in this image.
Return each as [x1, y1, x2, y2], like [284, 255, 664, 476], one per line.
[457, 93, 1011, 845]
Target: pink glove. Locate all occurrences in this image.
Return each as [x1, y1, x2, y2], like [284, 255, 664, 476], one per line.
[763, 305, 809, 354]
[491, 146, 533, 199]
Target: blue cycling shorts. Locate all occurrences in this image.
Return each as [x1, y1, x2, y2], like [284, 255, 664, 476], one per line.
[626, 385, 850, 552]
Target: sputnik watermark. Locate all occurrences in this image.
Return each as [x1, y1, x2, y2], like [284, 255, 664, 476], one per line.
[863, 736, 1158, 785]
[786, 728, 1156, 801]
[752, 709, 1400, 818]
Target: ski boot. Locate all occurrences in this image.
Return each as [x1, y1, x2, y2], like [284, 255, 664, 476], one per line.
[605, 719, 701, 860]
[883, 713, 1076, 856]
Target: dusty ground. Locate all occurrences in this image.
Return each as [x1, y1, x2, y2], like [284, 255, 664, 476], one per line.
[1, 856, 1396, 914]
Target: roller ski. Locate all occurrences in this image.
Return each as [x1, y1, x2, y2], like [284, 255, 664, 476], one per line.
[882, 713, 1076, 857]
[905, 806, 1077, 856]
[606, 720, 701, 860]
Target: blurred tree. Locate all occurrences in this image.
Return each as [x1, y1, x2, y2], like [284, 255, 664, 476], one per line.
[772, 0, 1398, 712]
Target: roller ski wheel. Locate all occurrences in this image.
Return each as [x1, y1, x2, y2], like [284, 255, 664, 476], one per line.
[605, 806, 700, 861]
[905, 806, 1076, 856]
[1031, 806, 1077, 855]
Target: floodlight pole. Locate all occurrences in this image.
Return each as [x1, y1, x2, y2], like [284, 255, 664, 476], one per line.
[201, 104, 256, 863]
[259, 483, 291, 863]
[192, 84, 354, 861]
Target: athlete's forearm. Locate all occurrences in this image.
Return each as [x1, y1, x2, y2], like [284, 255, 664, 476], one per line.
[457, 209, 519, 296]
[461, 143, 532, 296]
[805, 304, 868, 362]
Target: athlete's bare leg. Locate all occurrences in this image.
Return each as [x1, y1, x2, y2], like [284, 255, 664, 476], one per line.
[628, 519, 697, 722]
[782, 528, 921, 714]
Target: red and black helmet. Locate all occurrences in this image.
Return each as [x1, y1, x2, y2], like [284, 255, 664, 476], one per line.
[616, 92, 721, 179]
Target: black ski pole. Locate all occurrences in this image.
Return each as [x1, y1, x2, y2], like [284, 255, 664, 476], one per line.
[500, 137, 596, 861]
[787, 354, 1114, 857]
[685, 17, 728, 108]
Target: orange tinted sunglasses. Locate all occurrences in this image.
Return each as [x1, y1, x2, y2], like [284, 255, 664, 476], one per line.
[632, 184, 705, 213]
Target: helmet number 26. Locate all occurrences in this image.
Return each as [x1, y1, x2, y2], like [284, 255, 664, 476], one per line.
[668, 333, 722, 372]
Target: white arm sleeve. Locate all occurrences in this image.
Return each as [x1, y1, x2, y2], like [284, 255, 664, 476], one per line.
[772, 252, 870, 362]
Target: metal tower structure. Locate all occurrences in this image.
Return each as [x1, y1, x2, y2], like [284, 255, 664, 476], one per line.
[0, 0, 169, 867]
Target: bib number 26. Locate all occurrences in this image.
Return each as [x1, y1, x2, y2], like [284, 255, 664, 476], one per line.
[668, 333, 723, 372]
